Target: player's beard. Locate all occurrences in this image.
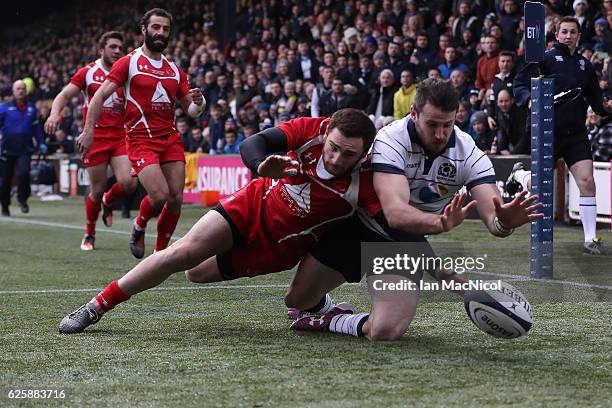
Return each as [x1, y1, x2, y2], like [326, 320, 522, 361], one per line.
[145, 31, 169, 53]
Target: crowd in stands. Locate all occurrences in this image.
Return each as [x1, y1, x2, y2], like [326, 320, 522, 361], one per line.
[1, 0, 612, 161]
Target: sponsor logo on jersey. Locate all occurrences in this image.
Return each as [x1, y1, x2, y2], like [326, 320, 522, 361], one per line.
[579, 59, 585, 71]
[151, 82, 172, 111]
[283, 182, 312, 216]
[555, 55, 564, 62]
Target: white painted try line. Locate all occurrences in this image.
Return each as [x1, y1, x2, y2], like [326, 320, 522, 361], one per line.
[2, 216, 611, 293]
[0, 284, 298, 295]
[1, 273, 611, 296]
[0, 216, 181, 240]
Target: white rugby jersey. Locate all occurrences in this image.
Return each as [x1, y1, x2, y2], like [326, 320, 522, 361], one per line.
[359, 116, 496, 238]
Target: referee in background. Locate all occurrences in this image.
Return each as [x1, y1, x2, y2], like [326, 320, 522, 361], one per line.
[0, 79, 46, 216]
[513, 16, 612, 255]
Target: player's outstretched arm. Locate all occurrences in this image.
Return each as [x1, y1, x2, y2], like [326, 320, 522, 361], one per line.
[45, 83, 81, 135]
[76, 80, 119, 154]
[374, 172, 476, 235]
[470, 184, 544, 237]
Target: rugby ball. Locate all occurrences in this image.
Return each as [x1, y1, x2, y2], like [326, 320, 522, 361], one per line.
[464, 281, 533, 339]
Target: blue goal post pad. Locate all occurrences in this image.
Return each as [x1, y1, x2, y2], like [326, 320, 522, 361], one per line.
[524, 1, 545, 63]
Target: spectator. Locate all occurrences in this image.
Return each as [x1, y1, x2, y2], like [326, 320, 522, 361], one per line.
[455, 100, 473, 134]
[468, 88, 482, 112]
[176, 118, 192, 151]
[487, 51, 516, 129]
[223, 130, 241, 154]
[412, 31, 439, 79]
[185, 126, 209, 153]
[498, 0, 522, 51]
[573, 0, 595, 45]
[452, 0, 481, 44]
[393, 69, 417, 119]
[438, 45, 469, 79]
[450, 69, 471, 101]
[495, 88, 529, 155]
[367, 68, 397, 123]
[476, 34, 500, 97]
[470, 110, 495, 152]
[207, 104, 225, 154]
[319, 77, 358, 117]
[311, 65, 335, 117]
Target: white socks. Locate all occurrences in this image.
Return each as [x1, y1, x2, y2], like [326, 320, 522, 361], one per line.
[329, 312, 369, 337]
[579, 196, 597, 242]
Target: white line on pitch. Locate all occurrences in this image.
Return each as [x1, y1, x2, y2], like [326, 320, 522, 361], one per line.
[0, 216, 181, 240]
[0, 283, 362, 296]
[2, 217, 611, 292]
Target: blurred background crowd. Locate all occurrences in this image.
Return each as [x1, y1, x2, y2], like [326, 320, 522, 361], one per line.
[1, 0, 611, 160]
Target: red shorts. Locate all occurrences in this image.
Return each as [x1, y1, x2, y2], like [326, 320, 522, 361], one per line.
[127, 133, 185, 176]
[214, 178, 313, 279]
[82, 136, 127, 168]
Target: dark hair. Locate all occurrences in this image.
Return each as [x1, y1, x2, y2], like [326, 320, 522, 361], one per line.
[98, 31, 124, 49]
[327, 108, 376, 152]
[413, 79, 460, 113]
[140, 8, 173, 29]
[558, 16, 580, 31]
[499, 50, 515, 59]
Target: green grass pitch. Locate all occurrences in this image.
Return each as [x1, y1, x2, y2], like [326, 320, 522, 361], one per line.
[0, 198, 611, 407]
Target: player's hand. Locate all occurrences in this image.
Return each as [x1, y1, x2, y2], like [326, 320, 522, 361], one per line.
[189, 88, 204, 106]
[257, 155, 299, 179]
[493, 190, 544, 228]
[440, 192, 477, 232]
[44, 114, 62, 135]
[76, 130, 94, 154]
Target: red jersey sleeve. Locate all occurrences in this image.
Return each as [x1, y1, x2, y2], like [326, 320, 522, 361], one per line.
[177, 67, 190, 99]
[357, 169, 382, 217]
[107, 55, 131, 87]
[69, 67, 88, 91]
[277, 117, 327, 151]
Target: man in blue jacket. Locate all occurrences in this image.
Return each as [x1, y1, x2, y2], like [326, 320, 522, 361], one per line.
[513, 16, 612, 255]
[0, 80, 46, 216]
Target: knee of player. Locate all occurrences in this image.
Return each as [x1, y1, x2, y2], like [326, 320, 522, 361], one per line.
[119, 178, 137, 194]
[147, 191, 168, 207]
[577, 174, 595, 189]
[367, 321, 410, 341]
[89, 191, 104, 202]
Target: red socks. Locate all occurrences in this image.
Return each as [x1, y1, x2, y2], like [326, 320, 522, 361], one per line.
[156, 205, 180, 251]
[92, 280, 130, 313]
[136, 195, 159, 229]
[103, 183, 129, 206]
[85, 196, 101, 236]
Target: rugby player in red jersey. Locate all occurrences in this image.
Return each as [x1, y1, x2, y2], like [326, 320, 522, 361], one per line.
[75, 8, 206, 258]
[59, 109, 379, 333]
[46, 31, 137, 250]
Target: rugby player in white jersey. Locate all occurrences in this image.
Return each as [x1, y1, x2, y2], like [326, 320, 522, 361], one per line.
[287, 79, 544, 341]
